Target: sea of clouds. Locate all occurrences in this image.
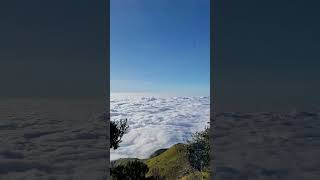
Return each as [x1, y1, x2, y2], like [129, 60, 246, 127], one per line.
[213, 111, 320, 179]
[2, 96, 319, 179]
[0, 98, 108, 180]
[110, 94, 210, 160]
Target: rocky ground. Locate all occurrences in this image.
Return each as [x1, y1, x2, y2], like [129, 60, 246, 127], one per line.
[0, 98, 108, 180]
[212, 112, 320, 180]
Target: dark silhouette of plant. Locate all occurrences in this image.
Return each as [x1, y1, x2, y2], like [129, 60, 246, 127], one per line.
[110, 118, 129, 150]
[186, 126, 210, 171]
[101, 112, 129, 150]
[126, 160, 149, 179]
[111, 165, 127, 180]
[111, 160, 148, 180]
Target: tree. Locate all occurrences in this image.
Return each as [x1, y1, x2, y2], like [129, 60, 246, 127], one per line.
[101, 112, 129, 150]
[186, 126, 210, 171]
[110, 118, 129, 149]
[126, 161, 149, 179]
[111, 165, 127, 180]
[111, 160, 149, 180]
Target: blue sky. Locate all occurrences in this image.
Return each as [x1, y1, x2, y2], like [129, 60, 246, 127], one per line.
[110, 0, 210, 96]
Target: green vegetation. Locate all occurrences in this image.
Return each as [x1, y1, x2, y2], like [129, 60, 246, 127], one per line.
[110, 158, 142, 168]
[111, 160, 149, 180]
[146, 143, 192, 179]
[180, 171, 209, 180]
[110, 119, 210, 180]
[146, 143, 209, 180]
[186, 126, 210, 171]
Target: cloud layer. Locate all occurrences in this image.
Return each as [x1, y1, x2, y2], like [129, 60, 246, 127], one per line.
[213, 111, 320, 179]
[110, 95, 210, 160]
[0, 98, 107, 180]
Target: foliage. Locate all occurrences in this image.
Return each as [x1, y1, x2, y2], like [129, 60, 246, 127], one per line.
[109, 114, 211, 179]
[180, 171, 209, 180]
[111, 160, 164, 180]
[111, 158, 141, 168]
[110, 118, 129, 150]
[112, 142, 209, 180]
[186, 126, 210, 171]
[101, 112, 129, 150]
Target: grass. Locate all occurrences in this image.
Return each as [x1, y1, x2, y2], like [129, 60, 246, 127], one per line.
[110, 158, 142, 168]
[111, 143, 209, 180]
[146, 143, 204, 180]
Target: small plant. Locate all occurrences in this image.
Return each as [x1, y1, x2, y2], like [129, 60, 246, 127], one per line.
[110, 118, 129, 150]
[101, 112, 129, 150]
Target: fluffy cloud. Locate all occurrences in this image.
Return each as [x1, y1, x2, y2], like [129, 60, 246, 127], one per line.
[213, 111, 320, 179]
[110, 95, 210, 160]
[0, 98, 108, 179]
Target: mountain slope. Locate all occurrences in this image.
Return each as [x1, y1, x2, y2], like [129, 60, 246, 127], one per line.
[111, 143, 209, 180]
[146, 143, 209, 180]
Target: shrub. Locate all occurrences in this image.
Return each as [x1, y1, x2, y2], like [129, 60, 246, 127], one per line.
[186, 126, 210, 171]
[110, 118, 128, 150]
[111, 160, 148, 180]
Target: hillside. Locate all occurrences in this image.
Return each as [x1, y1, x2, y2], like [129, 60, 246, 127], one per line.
[146, 143, 193, 179]
[110, 158, 142, 169]
[111, 143, 209, 180]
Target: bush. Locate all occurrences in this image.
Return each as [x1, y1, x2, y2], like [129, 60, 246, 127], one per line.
[186, 126, 210, 171]
[101, 112, 129, 150]
[111, 160, 148, 180]
[111, 160, 166, 180]
[110, 118, 128, 150]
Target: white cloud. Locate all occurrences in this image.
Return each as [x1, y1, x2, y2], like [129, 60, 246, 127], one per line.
[110, 95, 210, 160]
[0, 99, 108, 179]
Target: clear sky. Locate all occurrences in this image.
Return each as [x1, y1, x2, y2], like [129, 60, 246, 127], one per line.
[110, 0, 210, 96]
